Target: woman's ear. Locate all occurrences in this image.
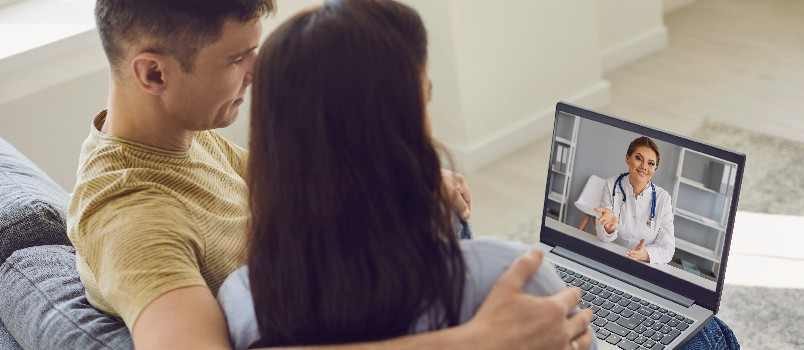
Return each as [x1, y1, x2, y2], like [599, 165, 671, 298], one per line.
[131, 53, 168, 96]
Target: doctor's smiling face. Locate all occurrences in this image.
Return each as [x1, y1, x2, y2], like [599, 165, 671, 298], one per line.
[625, 137, 660, 192]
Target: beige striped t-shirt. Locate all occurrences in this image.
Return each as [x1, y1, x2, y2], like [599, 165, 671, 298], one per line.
[67, 111, 250, 330]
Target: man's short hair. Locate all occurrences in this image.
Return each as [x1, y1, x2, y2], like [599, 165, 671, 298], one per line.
[96, 0, 276, 74]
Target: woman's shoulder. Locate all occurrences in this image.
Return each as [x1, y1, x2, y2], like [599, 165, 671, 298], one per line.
[459, 237, 549, 282]
[460, 236, 530, 264]
[458, 237, 565, 314]
[219, 265, 250, 296]
[603, 175, 620, 189]
[218, 265, 252, 317]
[218, 266, 260, 350]
[652, 183, 672, 201]
[456, 237, 528, 323]
[460, 238, 525, 291]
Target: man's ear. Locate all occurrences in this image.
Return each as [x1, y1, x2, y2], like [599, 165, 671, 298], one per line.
[131, 53, 168, 96]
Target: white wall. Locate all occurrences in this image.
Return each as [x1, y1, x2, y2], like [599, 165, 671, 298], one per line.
[228, 0, 613, 173]
[596, 0, 667, 74]
[419, 1, 611, 172]
[2, 0, 673, 190]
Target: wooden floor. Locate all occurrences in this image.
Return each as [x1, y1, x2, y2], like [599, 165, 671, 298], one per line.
[467, 0, 804, 239]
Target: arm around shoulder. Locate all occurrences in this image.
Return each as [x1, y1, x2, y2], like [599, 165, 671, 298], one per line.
[251, 245, 585, 350]
[250, 324, 476, 350]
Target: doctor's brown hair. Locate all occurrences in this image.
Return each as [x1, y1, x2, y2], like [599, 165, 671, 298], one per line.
[95, 0, 275, 74]
[627, 136, 661, 167]
[247, 0, 465, 346]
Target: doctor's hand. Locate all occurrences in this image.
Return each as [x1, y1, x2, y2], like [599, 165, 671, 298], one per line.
[594, 207, 618, 234]
[442, 169, 472, 220]
[626, 239, 650, 262]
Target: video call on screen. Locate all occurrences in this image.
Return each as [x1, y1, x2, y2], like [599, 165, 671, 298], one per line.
[547, 112, 738, 286]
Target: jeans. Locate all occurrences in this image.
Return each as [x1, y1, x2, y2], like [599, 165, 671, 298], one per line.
[681, 317, 739, 350]
[453, 213, 472, 239]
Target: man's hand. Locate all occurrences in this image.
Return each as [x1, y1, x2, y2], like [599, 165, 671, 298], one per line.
[463, 249, 594, 350]
[594, 207, 618, 234]
[626, 239, 649, 262]
[441, 169, 472, 220]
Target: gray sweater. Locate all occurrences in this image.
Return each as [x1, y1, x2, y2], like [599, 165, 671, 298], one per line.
[217, 237, 570, 350]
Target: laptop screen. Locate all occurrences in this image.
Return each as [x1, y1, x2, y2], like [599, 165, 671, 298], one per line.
[540, 102, 745, 313]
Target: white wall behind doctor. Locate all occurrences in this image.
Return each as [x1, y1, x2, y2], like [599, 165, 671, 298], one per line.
[0, 0, 680, 191]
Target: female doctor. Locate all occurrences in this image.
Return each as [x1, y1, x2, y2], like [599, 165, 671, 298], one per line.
[593, 136, 675, 264]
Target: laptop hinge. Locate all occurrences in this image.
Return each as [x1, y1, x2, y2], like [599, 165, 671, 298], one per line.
[552, 246, 695, 308]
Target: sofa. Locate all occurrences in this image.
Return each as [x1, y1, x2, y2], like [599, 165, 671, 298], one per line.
[0, 137, 133, 349]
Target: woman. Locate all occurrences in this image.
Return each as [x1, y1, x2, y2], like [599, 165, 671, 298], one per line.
[216, 0, 590, 349]
[594, 136, 675, 264]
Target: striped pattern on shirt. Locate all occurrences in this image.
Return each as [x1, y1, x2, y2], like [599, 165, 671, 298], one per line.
[67, 111, 250, 330]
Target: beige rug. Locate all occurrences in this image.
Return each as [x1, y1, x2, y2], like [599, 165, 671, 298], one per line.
[691, 120, 804, 217]
[692, 120, 804, 349]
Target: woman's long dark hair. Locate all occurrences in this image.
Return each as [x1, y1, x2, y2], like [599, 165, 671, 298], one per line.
[247, 0, 466, 346]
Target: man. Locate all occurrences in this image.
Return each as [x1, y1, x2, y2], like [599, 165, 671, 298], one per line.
[67, 1, 593, 349]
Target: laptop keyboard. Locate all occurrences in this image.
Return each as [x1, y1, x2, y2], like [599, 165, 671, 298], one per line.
[553, 264, 696, 350]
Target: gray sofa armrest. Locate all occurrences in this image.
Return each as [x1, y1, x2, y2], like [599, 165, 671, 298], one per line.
[0, 245, 133, 349]
[1, 138, 133, 348]
[0, 319, 22, 350]
[0, 137, 72, 263]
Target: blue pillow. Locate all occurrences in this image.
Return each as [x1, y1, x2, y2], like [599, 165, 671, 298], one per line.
[0, 137, 72, 263]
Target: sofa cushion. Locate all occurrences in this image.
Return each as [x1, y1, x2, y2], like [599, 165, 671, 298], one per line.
[0, 320, 22, 350]
[0, 137, 72, 263]
[0, 245, 133, 349]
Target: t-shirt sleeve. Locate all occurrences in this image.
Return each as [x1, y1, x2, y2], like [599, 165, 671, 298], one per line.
[78, 188, 207, 330]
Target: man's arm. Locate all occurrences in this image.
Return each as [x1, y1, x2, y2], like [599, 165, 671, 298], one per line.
[133, 286, 232, 350]
[253, 249, 594, 350]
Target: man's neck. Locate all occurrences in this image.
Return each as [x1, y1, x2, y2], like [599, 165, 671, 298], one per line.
[104, 85, 195, 151]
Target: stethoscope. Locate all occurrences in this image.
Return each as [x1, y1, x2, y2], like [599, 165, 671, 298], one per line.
[613, 172, 656, 228]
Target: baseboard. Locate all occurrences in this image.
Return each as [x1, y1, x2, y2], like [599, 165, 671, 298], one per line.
[599, 25, 668, 75]
[451, 80, 611, 173]
[663, 0, 698, 14]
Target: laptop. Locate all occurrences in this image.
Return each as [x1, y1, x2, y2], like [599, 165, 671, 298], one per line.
[537, 102, 745, 349]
